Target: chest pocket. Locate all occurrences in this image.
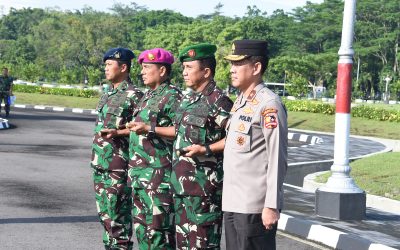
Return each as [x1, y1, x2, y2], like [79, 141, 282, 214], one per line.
[107, 92, 128, 116]
[96, 94, 108, 111]
[184, 114, 207, 144]
[147, 94, 163, 113]
[230, 121, 251, 152]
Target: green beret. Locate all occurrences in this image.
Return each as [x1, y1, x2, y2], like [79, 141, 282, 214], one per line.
[178, 43, 217, 62]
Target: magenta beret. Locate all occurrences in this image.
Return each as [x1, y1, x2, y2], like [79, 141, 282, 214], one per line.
[138, 48, 174, 65]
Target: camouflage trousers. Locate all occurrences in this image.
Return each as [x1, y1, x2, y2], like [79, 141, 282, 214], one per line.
[132, 188, 176, 250]
[174, 194, 223, 250]
[93, 168, 133, 250]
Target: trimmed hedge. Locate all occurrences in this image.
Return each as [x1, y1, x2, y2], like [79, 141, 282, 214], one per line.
[283, 100, 335, 115]
[352, 105, 400, 122]
[283, 99, 400, 122]
[14, 84, 99, 98]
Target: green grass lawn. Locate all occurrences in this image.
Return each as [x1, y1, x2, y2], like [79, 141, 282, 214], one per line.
[316, 152, 400, 201]
[14, 92, 98, 109]
[288, 111, 400, 140]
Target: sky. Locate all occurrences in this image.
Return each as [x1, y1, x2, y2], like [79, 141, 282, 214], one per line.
[0, 0, 324, 17]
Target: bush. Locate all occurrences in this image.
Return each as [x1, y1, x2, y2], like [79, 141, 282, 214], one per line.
[283, 99, 335, 115]
[14, 85, 99, 98]
[283, 99, 400, 122]
[352, 105, 400, 122]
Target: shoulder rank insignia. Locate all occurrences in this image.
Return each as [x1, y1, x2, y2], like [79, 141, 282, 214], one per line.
[262, 108, 278, 129]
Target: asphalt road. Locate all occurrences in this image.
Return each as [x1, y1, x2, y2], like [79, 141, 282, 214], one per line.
[0, 109, 328, 250]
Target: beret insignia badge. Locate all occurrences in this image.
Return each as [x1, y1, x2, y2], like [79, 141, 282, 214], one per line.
[147, 53, 155, 60]
[231, 43, 235, 53]
[114, 52, 121, 59]
[188, 49, 196, 58]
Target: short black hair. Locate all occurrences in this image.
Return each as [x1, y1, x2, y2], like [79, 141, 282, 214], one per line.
[198, 57, 216, 77]
[117, 61, 132, 73]
[157, 63, 172, 77]
[248, 56, 269, 75]
[2, 67, 8, 71]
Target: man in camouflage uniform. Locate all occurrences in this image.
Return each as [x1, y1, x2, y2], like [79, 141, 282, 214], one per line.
[91, 48, 144, 250]
[0, 67, 13, 117]
[126, 48, 182, 249]
[171, 43, 233, 249]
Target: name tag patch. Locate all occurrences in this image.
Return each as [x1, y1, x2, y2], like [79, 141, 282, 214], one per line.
[239, 115, 252, 123]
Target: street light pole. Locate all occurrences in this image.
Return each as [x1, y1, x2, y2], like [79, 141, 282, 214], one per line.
[315, 0, 366, 220]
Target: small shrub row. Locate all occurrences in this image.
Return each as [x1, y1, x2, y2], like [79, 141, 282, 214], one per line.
[283, 100, 336, 115]
[352, 105, 400, 122]
[283, 99, 400, 122]
[14, 85, 99, 98]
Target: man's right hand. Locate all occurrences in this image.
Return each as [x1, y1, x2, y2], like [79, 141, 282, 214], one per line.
[99, 128, 117, 139]
[128, 122, 150, 135]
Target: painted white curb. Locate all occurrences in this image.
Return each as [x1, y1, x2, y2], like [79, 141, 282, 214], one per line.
[278, 213, 397, 250]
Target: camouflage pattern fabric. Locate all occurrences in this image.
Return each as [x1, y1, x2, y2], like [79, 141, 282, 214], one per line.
[128, 82, 182, 190]
[174, 194, 223, 249]
[132, 189, 175, 250]
[91, 79, 144, 250]
[171, 80, 233, 196]
[128, 82, 182, 249]
[170, 80, 233, 249]
[0, 76, 13, 114]
[93, 169, 133, 249]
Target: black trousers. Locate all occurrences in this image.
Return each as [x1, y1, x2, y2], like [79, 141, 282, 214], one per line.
[224, 212, 277, 250]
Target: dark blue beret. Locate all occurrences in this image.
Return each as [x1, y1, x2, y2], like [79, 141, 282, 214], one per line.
[103, 47, 135, 62]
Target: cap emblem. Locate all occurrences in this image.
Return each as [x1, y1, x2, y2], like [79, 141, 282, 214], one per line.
[188, 49, 196, 58]
[231, 43, 235, 54]
[147, 53, 155, 60]
[114, 51, 121, 59]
